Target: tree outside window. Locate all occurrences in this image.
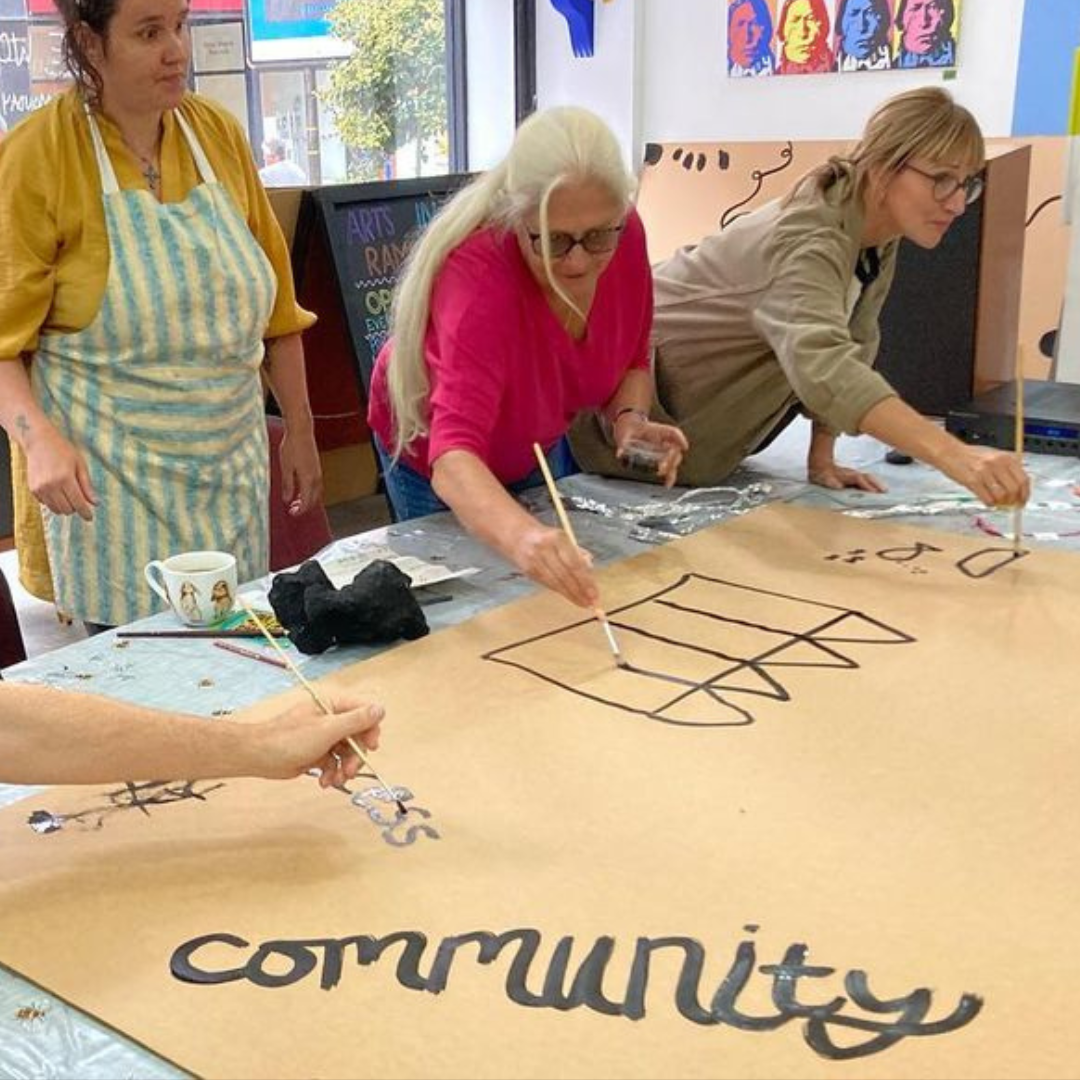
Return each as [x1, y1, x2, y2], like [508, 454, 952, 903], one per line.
[321, 0, 449, 182]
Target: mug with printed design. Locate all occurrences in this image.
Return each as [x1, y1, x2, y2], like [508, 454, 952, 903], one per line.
[144, 550, 238, 627]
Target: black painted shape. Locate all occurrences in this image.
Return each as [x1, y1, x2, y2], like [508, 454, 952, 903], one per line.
[760, 943, 845, 1020]
[168, 927, 983, 1060]
[956, 547, 1029, 579]
[720, 141, 794, 231]
[625, 936, 715, 1024]
[483, 573, 915, 729]
[28, 780, 227, 836]
[1040, 329, 1057, 359]
[643, 143, 663, 166]
[874, 542, 943, 563]
[170, 933, 249, 985]
[803, 969, 983, 1060]
[1026, 194, 1062, 228]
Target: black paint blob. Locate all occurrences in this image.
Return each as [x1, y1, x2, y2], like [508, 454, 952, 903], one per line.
[269, 559, 429, 655]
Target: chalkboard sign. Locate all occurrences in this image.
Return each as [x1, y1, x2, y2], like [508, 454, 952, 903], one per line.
[301, 175, 472, 401]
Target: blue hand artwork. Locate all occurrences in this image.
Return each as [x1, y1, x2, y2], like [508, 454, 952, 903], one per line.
[550, 0, 595, 58]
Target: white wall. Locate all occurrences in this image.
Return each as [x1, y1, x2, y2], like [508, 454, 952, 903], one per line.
[535, 0, 1028, 166]
[536, 0, 644, 166]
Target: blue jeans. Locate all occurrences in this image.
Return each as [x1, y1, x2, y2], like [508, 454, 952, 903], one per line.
[373, 436, 579, 522]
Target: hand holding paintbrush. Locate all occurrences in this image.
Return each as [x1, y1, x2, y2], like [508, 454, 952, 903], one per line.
[237, 600, 408, 814]
[532, 443, 628, 669]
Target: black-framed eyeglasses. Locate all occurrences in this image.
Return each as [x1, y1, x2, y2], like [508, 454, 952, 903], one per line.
[526, 224, 625, 258]
[904, 163, 985, 206]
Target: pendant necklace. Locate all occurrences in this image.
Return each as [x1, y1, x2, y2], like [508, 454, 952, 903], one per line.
[139, 157, 161, 191]
[121, 132, 162, 192]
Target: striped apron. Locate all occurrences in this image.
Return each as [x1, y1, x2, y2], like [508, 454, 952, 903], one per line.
[32, 111, 276, 626]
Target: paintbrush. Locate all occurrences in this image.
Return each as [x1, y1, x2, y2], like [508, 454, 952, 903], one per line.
[213, 639, 291, 670]
[237, 599, 407, 815]
[1013, 346, 1026, 555]
[117, 628, 286, 639]
[531, 443, 628, 669]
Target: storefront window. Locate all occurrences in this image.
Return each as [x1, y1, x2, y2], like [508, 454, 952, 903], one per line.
[0, 0, 463, 183]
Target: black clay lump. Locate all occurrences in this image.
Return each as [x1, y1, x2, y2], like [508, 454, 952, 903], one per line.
[268, 559, 429, 655]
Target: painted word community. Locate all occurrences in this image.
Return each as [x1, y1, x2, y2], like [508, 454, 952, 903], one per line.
[171, 927, 981, 1060]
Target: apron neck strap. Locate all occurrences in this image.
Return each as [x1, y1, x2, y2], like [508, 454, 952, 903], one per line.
[84, 104, 220, 194]
[175, 111, 219, 185]
[85, 107, 120, 195]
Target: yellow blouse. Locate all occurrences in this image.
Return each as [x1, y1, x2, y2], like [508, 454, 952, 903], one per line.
[0, 89, 315, 605]
[0, 88, 314, 359]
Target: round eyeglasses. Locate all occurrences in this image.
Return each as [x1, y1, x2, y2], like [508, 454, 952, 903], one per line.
[526, 224, 625, 259]
[904, 164, 984, 206]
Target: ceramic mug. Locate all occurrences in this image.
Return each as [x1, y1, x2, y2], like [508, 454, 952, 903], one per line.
[144, 551, 238, 627]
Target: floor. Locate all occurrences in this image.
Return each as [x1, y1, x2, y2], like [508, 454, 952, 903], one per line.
[0, 492, 392, 664]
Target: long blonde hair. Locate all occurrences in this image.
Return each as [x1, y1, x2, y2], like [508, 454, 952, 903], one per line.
[795, 86, 985, 204]
[386, 106, 636, 456]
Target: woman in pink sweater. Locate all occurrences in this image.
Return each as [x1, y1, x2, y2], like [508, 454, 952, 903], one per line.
[369, 106, 687, 608]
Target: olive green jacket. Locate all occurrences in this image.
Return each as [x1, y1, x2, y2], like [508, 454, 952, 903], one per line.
[570, 164, 901, 486]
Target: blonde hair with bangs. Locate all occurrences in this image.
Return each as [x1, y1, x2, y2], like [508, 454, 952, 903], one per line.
[797, 87, 985, 203]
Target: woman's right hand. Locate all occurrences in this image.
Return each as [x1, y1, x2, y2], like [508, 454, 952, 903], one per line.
[942, 444, 1029, 508]
[512, 522, 600, 609]
[25, 429, 98, 520]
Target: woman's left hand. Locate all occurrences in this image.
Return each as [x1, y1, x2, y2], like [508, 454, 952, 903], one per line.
[279, 425, 324, 516]
[614, 416, 689, 487]
[808, 460, 888, 493]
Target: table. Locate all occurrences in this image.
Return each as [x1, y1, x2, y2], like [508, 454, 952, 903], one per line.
[2, 432, 1079, 1078]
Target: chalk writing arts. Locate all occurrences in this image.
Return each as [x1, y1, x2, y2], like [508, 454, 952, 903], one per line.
[484, 573, 913, 728]
[169, 925, 982, 1061]
[346, 204, 395, 245]
[348, 783, 441, 847]
[26, 780, 226, 835]
[825, 542, 1028, 579]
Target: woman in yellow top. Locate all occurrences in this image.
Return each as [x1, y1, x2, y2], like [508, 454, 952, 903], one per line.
[0, 0, 321, 630]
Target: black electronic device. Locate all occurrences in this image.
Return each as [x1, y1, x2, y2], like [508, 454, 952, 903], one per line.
[945, 379, 1080, 456]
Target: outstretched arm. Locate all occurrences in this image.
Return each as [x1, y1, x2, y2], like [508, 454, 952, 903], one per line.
[0, 683, 384, 787]
[858, 396, 1029, 507]
[432, 449, 600, 609]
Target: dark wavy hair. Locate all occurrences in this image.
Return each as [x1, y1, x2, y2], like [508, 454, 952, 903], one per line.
[53, 0, 122, 108]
